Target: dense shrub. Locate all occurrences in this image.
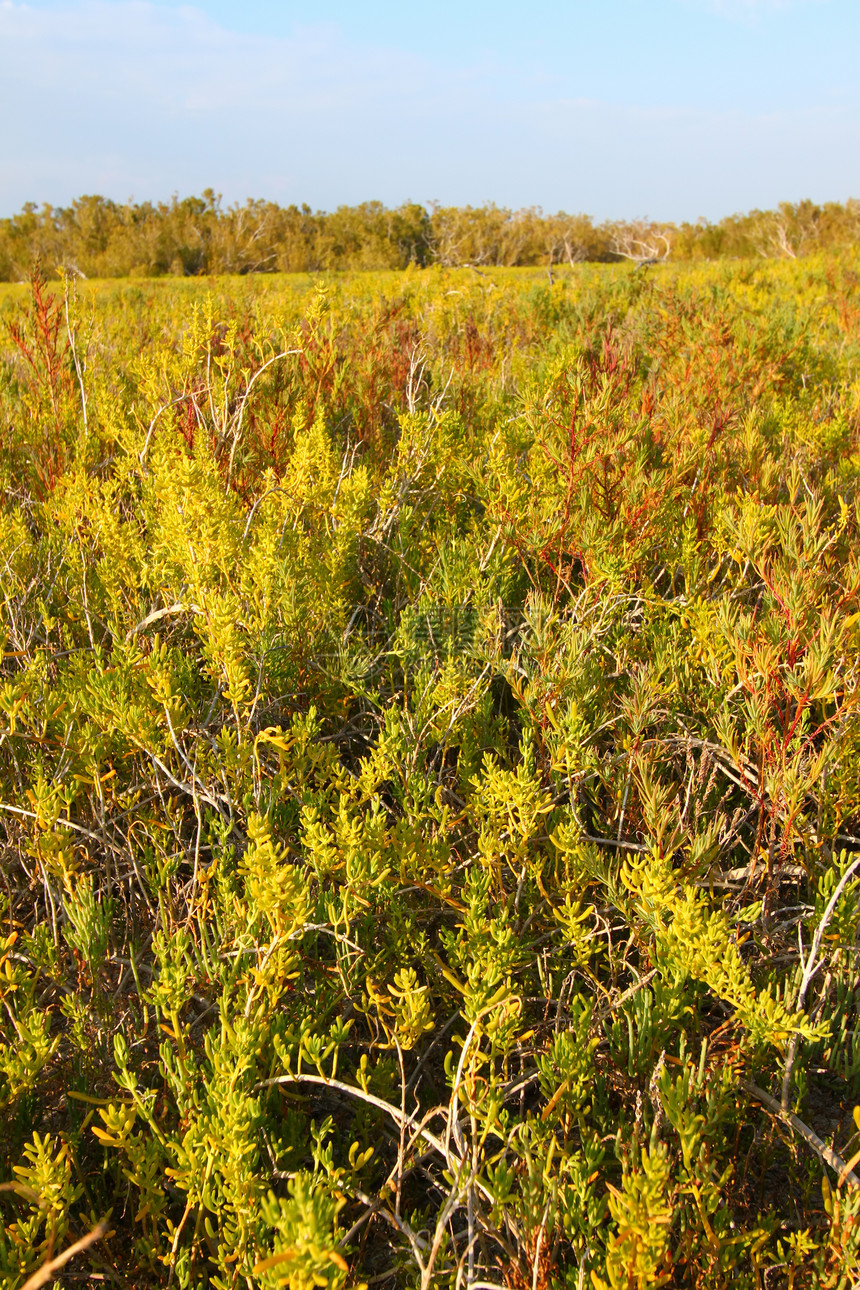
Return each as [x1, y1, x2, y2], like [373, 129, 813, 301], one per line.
[0, 193, 858, 280]
[1, 255, 860, 1286]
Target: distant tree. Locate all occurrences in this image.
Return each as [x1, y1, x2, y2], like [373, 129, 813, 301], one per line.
[0, 194, 857, 282]
[607, 219, 673, 265]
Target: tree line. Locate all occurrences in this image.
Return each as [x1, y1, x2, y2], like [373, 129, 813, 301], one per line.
[0, 189, 857, 279]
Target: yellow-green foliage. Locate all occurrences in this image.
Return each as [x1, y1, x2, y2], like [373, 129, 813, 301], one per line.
[1, 256, 860, 1287]
[1, 193, 858, 280]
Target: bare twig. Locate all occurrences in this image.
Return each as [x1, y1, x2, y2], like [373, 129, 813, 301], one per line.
[125, 602, 203, 642]
[19, 1220, 108, 1290]
[139, 393, 194, 466]
[781, 852, 860, 1110]
[741, 1080, 860, 1189]
[225, 349, 301, 489]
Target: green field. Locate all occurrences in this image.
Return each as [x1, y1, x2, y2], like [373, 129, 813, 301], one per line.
[2, 254, 860, 1287]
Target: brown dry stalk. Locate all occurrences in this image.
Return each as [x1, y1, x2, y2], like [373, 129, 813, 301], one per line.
[19, 1220, 108, 1290]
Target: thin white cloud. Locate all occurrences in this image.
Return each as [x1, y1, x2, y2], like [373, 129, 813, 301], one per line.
[0, 4, 424, 110]
[0, 2, 514, 201]
[0, 0, 855, 219]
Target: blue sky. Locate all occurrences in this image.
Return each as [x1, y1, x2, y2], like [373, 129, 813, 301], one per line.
[0, 0, 857, 221]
